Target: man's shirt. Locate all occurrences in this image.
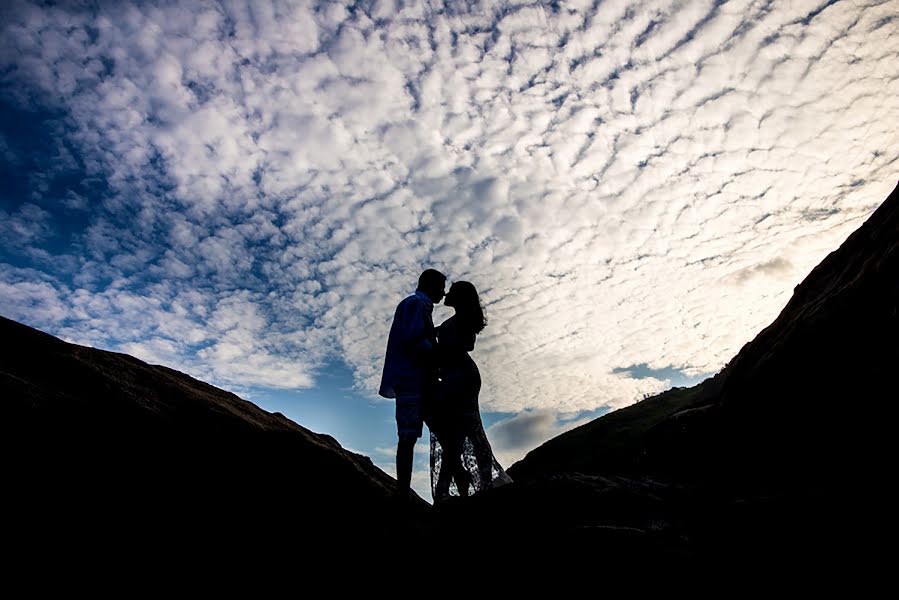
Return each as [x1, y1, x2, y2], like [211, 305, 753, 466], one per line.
[379, 290, 437, 398]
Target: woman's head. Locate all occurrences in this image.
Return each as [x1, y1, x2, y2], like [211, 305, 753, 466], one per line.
[444, 281, 487, 334]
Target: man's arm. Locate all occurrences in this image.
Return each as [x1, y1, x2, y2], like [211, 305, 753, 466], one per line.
[400, 299, 434, 352]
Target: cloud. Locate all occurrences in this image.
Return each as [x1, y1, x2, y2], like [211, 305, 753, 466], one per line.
[487, 410, 597, 468]
[0, 265, 71, 325]
[729, 256, 794, 285]
[0, 203, 54, 248]
[1, 0, 897, 428]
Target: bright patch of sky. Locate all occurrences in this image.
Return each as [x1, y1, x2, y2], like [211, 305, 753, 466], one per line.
[2, 0, 897, 501]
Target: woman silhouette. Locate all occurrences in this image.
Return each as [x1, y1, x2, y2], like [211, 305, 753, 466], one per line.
[428, 281, 512, 502]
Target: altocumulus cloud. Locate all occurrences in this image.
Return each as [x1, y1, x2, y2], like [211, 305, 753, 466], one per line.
[1, 1, 898, 421]
[486, 409, 596, 467]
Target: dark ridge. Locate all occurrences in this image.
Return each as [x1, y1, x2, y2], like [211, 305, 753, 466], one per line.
[474, 181, 898, 567]
[2, 316, 430, 552]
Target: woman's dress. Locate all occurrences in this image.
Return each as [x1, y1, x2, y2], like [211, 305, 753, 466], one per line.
[429, 316, 512, 501]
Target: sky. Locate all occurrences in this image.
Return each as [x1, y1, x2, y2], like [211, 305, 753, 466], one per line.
[1, 0, 897, 501]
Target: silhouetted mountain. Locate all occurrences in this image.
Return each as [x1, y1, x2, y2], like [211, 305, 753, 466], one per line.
[2, 316, 428, 550]
[455, 182, 898, 567]
[511, 182, 898, 486]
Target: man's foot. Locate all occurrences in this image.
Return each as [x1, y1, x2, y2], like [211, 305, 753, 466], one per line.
[392, 487, 412, 511]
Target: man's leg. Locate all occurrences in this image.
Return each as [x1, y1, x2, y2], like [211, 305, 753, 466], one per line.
[395, 434, 416, 501]
[394, 389, 423, 502]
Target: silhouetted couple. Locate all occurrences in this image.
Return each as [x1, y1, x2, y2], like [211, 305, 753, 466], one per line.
[379, 269, 512, 504]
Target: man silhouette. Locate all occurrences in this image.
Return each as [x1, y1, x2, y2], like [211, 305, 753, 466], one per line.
[379, 269, 446, 504]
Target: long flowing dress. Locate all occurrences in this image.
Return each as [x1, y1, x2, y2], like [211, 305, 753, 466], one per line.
[429, 315, 512, 501]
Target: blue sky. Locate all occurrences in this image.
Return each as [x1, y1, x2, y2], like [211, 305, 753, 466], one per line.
[2, 0, 897, 500]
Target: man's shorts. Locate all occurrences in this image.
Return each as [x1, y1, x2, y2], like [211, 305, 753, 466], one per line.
[395, 392, 423, 440]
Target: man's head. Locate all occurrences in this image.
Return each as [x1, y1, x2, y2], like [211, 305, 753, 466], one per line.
[417, 269, 446, 304]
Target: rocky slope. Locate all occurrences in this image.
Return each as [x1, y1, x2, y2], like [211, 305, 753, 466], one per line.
[2, 315, 428, 547]
[454, 181, 898, 566]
